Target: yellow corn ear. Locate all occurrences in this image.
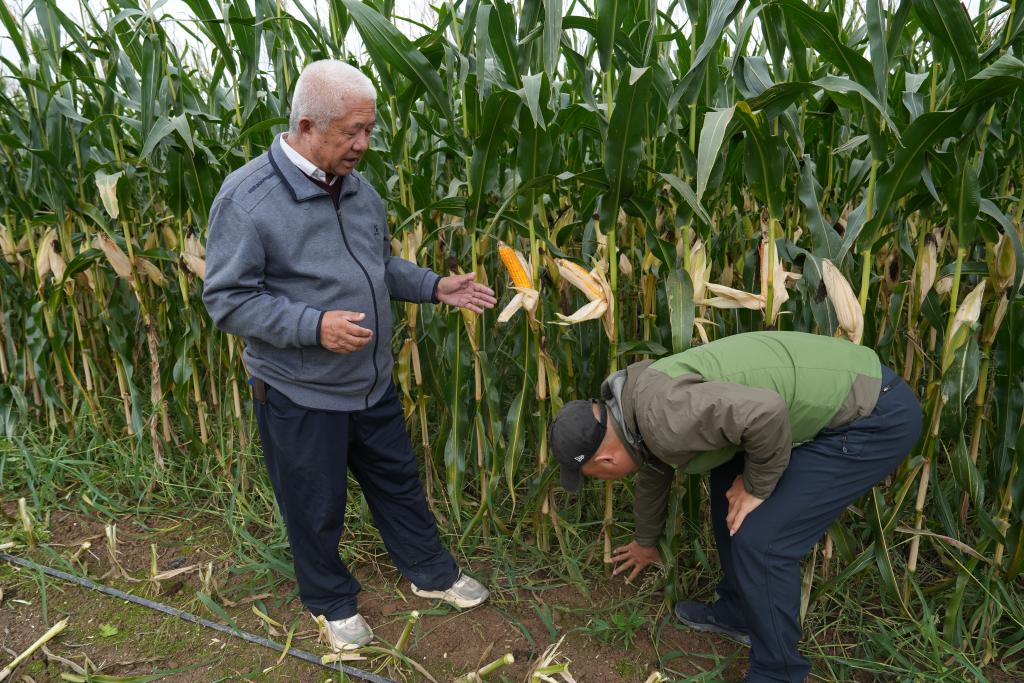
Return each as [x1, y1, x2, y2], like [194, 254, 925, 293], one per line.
[498, 242, 532, 288]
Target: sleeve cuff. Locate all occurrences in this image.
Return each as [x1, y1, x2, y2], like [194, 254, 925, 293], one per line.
[315, 310, 326, 346]
[634, 536, 660, 548]
[429, 273, 442, 304]
[743, 475, 773, 500]
[299, 306, 322, 347]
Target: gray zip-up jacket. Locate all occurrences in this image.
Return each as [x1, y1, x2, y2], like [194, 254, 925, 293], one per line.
[202, 135, 440, 411]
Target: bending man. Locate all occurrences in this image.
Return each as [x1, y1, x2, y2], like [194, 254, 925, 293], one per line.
[548, 331, 921, 682]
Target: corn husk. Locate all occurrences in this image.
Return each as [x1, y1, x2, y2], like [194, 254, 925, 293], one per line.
[93, 233, 133, 279]
[700, 238, 799, 323]
[987, 233, 1016, 293]
[135, 256, 166, 286]
[935, 274, 953, 297]
[952, 280, 986, 336]
[0, 224, 17, 264]
[822, 259, 864, 344]
[35, 228, 66, 285]
[688, 239, 710, 302]
[554, 257, 615, 339]
[182, 232, 206, 280]
[914, 237, 938, 306]
[618, 252, 633, 278]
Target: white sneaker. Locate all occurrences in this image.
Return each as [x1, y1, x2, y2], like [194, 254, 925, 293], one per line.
[411, 573, 489, 608]
[319, 613, 373, 650]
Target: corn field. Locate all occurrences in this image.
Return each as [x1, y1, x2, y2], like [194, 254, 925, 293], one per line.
[2, 0, 1023, 675]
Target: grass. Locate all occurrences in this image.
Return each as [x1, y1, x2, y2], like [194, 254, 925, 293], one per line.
[3, 427, 1023, 681]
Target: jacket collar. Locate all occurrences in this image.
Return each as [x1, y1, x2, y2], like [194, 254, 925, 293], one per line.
[268, 134, 362, 203]
[601, 360, 655, 467]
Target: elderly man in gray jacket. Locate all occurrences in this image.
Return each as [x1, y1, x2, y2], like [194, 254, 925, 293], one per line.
[203, 60, 495, 650]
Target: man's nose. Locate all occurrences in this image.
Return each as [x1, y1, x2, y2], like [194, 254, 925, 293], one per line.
[352, 131, 370, 152]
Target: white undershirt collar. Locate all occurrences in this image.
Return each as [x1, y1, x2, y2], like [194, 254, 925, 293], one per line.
[280, 133, 337, 186]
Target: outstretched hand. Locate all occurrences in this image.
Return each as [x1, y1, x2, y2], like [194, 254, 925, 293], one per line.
[436, 273, 497, 314]
[725, 475, 765, 536]
[608, 541, 661, 583]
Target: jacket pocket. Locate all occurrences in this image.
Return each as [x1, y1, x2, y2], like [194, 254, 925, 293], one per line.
[299, 344, 372, 394]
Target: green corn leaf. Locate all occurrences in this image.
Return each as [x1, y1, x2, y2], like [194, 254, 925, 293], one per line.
[342, 0, 452, 121]
[488, 0, 522, 88]
[773, 0, 874, 90]
[669, 0, 745, 109]
[696, 106, 735, 203]
[732, 101, 786, 220]
[797, 156, 841, 263]
[468, 89, 520, 230]
[945, 433, 985, 508]
[866, 0, 888, 108]
[595, 0, 626, 71]
[659, 172, 712, 226]
[666, 268, 695, 354]
[601, 65, 653, 232]
[542, 0, 562, 78]
[951, 159, 980, 247]
[504, 381, 529, 507]
[859, 109, 965, 249]
[868, 488, 909, 616]
[911, 0, 979, 83]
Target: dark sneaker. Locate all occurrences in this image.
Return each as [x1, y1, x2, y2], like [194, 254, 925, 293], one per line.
[674, 600, 751, 646]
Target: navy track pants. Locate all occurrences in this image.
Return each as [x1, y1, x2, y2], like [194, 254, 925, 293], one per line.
[707, 365, 923, 682]
[253, 381, 458, 620]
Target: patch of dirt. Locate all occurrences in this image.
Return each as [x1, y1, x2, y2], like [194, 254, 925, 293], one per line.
[1, 506, 749, 681]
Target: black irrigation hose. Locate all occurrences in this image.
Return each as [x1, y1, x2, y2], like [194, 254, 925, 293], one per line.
[0, 552, 397, 683]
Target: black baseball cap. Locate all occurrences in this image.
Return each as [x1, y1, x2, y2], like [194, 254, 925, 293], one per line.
[548, 399, 607, 492]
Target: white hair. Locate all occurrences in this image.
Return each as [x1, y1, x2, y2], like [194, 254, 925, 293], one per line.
[289, 60, 377, 134]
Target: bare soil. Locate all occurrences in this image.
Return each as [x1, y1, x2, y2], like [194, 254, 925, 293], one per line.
[1, 505, 747, 682]
[5, 504, 1019, 682]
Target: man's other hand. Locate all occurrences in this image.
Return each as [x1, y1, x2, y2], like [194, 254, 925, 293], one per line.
[436, 273, 497, 314]
[321, 310, 373, 354]
[725, 475, 765, 536]
[608, 541, 661, 583]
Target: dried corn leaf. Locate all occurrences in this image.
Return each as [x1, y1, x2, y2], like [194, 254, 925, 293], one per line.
[95, 170, 124, 219]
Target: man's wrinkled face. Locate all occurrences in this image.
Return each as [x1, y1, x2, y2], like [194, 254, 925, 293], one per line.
[306, 98, 376, 177]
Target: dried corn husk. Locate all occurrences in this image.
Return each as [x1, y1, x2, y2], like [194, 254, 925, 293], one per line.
[93, 233, 133, 279]
[182, 232, 206, 280]
[822, 259, 864, 344]
[914, 236, 938, 306]
[554, 257, 615, 339]
[35, 228, 66, 285]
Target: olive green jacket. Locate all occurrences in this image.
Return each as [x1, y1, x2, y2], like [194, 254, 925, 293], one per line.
[601, 331, 882, 546]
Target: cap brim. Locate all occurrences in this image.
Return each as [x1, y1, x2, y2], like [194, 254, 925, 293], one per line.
[559, 464, 583, 493]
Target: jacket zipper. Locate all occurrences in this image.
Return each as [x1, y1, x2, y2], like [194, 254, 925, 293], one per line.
[335, 209, 379, 410]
